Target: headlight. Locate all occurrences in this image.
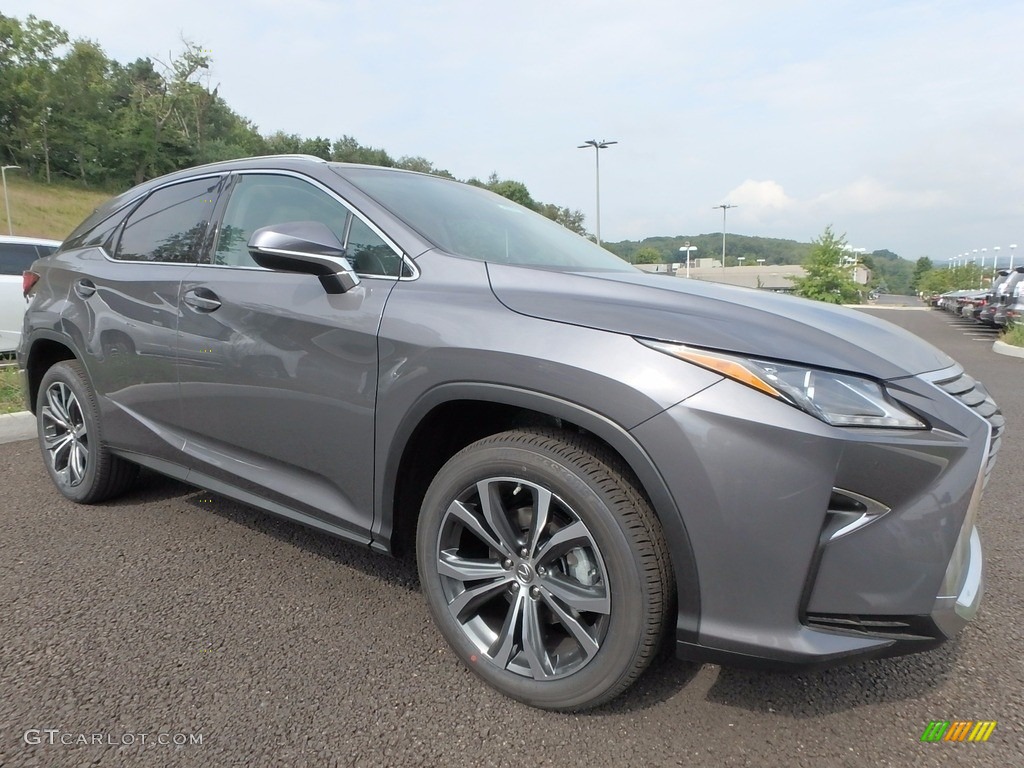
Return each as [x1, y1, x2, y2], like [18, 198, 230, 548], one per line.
[639, 340, 926, 429]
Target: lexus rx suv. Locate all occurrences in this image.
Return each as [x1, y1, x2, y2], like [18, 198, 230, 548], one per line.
[18, 155, 1000, 710]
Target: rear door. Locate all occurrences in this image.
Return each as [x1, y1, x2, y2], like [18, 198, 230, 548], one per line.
[176, 171, 406, 536]
[66, 175, 225, 458]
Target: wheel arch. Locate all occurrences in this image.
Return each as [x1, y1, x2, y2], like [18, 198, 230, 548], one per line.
[22, 332, 80, 414]
[376, 382, 701, 642]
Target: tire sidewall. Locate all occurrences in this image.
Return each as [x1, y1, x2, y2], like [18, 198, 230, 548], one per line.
[417, 440, 653, 711]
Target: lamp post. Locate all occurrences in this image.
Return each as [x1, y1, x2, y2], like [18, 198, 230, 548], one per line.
[1011, 244, 1018, 270]
[679, 243, 697, 278]
[712, 203, 737, 267]
[993, 246, 1001, 278]
[1, 165, 19, 236]
[577, 139, 617, 246]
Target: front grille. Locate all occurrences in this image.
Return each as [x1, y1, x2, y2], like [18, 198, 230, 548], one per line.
[934, 369, 1004, 486]
[805, 613, 938, 641]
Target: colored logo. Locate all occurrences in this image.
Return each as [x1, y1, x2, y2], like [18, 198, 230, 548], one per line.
[920, 721, 996, 742]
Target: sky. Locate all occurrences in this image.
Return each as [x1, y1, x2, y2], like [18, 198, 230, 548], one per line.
[8, 0, 1024, 262]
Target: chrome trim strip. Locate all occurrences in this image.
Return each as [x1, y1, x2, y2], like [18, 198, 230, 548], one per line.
[827, 488, 891, 541]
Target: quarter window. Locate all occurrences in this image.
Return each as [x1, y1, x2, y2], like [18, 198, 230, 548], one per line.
[115, 178, 220, 263]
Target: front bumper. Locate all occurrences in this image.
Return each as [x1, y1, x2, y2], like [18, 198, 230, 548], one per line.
[630, 363, 998, 669]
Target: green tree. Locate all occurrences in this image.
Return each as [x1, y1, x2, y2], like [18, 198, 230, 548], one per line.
[790, 226, 863, 304]
[632, 246, 662, 264]
[536, 203, 588, 237]
[912, 256, 933, 292]
[0, 14, 69, 172]
[917, 264, 982, 295]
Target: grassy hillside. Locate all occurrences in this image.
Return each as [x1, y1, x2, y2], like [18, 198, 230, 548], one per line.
[3, 176, 112, 241]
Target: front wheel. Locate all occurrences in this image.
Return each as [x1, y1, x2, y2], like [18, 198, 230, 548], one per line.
[416, 429, 673, 711]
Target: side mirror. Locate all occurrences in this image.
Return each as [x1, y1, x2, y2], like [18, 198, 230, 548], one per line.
[248, 221, 360, 294]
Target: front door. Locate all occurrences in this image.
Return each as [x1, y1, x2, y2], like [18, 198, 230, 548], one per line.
[176, 172, 404, 536]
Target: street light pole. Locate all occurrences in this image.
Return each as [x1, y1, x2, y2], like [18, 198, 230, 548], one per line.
[712, 203, 736, 267]
[1011, 244, 1018, 270]
[1, 165, 19, 236]
[577, 139, 617, 246]
[679, 243, 697, 278]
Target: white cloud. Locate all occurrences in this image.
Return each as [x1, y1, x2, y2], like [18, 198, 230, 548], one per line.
[725, 180, 796, 211]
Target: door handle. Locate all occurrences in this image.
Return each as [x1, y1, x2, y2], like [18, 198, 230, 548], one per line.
[74, 279, 96, 298]
[183, 288, 222, 312]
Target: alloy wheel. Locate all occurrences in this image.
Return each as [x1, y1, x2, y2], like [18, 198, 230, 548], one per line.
[41, 381, 89, 487]
[435, 476, 611, 680]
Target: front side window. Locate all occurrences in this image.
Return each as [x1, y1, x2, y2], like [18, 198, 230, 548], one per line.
[115, 177, 221, 263]
[214, 174, 404, 277]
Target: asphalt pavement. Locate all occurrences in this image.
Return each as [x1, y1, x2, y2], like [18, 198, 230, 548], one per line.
[1, 305, 1021, 767]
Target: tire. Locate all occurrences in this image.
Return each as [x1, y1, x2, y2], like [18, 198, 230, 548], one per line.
[416, 428, 673, 711]
[37, 360, 138, 504]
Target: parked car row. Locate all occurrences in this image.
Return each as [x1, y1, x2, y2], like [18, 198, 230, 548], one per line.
[928, 267, 1024, 328]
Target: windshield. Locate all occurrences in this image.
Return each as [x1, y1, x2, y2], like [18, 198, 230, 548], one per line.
[336, 166, 635, 272]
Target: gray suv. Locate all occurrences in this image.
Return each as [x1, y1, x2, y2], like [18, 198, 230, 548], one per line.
[18, 155, 1000, 710]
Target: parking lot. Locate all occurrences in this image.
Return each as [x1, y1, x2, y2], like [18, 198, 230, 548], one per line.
[1, 304, 1021, 767]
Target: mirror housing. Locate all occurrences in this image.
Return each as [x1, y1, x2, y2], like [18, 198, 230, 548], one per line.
[248, 221, 360, 294]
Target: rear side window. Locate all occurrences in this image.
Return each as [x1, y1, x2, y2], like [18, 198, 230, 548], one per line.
[0, 243, 55, 275]
[115, 177, 221, 263]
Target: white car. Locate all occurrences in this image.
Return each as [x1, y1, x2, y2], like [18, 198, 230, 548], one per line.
[1, 235, 61, 354]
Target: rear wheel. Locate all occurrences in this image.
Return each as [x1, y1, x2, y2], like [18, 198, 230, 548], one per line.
[416, 428, 672, 711]
[37, 360, 138, 503]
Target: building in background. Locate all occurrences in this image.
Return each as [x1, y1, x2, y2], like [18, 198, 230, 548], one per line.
[634, 262, 872, 293]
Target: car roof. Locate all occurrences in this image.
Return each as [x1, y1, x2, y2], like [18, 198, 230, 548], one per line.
[85, 154, 401, 224]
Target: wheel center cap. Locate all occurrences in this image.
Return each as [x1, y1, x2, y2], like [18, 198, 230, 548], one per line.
[515, 562, 534, 584]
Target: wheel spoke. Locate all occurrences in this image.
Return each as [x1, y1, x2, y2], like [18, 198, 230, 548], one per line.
[44, 390, 71, 430]
[444, 499, 512, 558]
[542, 572, 610, 615]
[535, 520, 595, 563]
[521, 597, 554, 679]
[447, 574, 513, 621]
[541, 590, 601, 657]
[525, 486, 552, 558]
[489, 591, 525, 669]
[70, 442, 88, 485]
[477, 480, 522, 554]
[44, 431, 74, 455]
[437, 550, 507, 582]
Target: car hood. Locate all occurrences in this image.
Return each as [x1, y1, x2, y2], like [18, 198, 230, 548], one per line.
[486, 264, 953, 380]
